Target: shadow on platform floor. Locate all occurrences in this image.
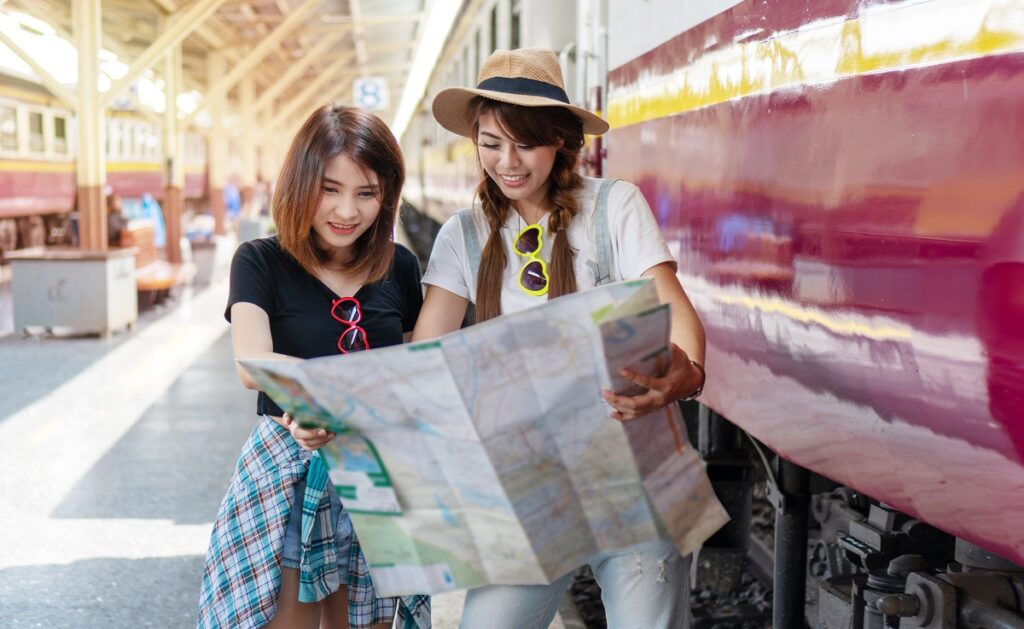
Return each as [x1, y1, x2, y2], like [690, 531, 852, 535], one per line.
[51, 332, 254, 525]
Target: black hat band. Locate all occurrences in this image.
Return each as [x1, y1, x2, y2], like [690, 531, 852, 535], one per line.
[476, 76, 570, 104]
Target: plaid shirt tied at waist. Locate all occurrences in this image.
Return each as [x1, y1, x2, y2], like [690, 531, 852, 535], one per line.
[197, 416, 430, 629]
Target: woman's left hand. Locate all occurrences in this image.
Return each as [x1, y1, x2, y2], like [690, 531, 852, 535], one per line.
[601, 344, 704, 422]
[283, 413, 336, 451]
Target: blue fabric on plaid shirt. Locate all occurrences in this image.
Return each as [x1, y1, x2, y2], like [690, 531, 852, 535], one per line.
[198, 416, 431, 628]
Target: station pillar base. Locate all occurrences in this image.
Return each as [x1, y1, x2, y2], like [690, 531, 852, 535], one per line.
[210, 186, 225, 236]
[164, 185, 182, 264]
[77, 184, 107, 251]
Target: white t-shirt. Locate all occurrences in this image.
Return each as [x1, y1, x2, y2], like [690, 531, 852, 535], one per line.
[422, 176, 675, 314]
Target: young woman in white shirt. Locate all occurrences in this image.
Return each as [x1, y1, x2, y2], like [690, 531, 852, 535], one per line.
[413, 47, 724, 628]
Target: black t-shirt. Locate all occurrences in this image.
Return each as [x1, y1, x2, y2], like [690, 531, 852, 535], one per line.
[226, 236, 423, 417]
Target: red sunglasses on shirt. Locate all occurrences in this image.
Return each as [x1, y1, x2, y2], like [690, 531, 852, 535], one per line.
[330, 296, 370, 354]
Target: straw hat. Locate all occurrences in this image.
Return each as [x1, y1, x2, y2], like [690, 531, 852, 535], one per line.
[432, 47, 609, 138]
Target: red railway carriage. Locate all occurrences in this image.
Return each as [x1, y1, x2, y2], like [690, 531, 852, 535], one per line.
[0, 161, 74, 216]
[405, 0, 1024, 623]
[0, 76, 75, 252]
[606, 0, 1024, 556]
[104, 115, 208, 202]
[604, 0, 1024, 623]
[0, 77, 208, 259]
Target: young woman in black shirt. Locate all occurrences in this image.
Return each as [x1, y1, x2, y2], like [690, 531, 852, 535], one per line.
[198, 104, 428, 629]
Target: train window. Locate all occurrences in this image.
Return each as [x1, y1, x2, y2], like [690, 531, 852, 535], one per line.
[53, 116, 67, 154]
[106, 121, 115, 157]
[117, 123, 127, 159]
[144, 125, 154, 160]
[0, 106, 16, 151]
[119, 121, 131, 158]
[136, 125, 145, 160]
[132, 123, 143, 160]
[128, 123, 137, 159]
[28, 111, 43, 153]
[147, 129, 160, 160]
[510, 0, 521, 49]
[489, 5, 497, 53]
[133, 125, 142, 160]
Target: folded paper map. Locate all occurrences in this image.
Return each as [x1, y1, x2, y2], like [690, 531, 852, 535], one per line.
[241, 279, 728, 596]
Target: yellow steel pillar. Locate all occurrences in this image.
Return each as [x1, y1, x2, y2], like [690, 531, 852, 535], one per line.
[74, 0, 106, 250]
[163, 43, 185, 264]
[207, 51, 228, 236]
[240, 76, 257, 209]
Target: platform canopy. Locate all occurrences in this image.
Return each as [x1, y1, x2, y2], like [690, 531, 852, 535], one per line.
[2, 0, 441, 131]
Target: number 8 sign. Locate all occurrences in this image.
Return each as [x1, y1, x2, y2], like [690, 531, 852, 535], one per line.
[353, 77, 389, 111]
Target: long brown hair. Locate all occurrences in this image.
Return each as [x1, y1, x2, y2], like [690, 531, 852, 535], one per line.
[273, 103, 404, 283]
[470, 98, 585, 321]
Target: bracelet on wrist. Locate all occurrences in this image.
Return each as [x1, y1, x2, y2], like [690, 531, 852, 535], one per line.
[682, 359, 706, 401]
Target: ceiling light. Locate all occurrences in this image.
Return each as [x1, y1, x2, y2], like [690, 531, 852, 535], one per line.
[390, 0, 461, 140]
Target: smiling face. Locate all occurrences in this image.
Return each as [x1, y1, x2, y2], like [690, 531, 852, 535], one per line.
[475, 111, 561, 215]
[310, 153, 382, 260]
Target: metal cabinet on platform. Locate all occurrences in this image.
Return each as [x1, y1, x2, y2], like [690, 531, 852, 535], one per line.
[8, 248, 137, 337]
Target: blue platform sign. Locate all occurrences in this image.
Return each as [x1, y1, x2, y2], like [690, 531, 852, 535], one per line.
[353, 77, 389, 110]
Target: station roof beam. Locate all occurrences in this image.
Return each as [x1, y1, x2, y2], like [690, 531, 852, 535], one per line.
[269, 51, 357, 131]
[184, 0, 325, 126]
[349, 0, 369, 76]
[0, 28, 76, 109]
[249, 27, 351, 116]
[102, 0, 229, 109]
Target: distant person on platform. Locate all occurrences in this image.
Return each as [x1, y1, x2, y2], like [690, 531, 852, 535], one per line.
[225, 182, 243, 219]
[106, 191, 127, 247]
[139, 192, 166, 249]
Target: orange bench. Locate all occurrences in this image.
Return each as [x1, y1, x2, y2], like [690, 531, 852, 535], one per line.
[121, 222, 196, 305]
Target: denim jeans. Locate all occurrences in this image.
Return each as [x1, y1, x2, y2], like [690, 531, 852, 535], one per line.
[279, 476, 355, 571]
[459, 538, 691, 629]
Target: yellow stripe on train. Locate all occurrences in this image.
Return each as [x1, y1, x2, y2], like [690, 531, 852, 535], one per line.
[607, 0, 1024, 129]
[0, 160, 205, 175]
[0, 160, 74, 173]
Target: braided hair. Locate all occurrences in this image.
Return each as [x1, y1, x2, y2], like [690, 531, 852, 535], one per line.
[469, 98, 586, 321]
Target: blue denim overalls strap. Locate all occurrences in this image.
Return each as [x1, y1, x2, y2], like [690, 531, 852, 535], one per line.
[456, 208, 483, 288]
[592, 178, 619, 286]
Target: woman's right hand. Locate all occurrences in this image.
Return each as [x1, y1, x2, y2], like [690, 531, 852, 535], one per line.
[283, 413, 336, 451]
